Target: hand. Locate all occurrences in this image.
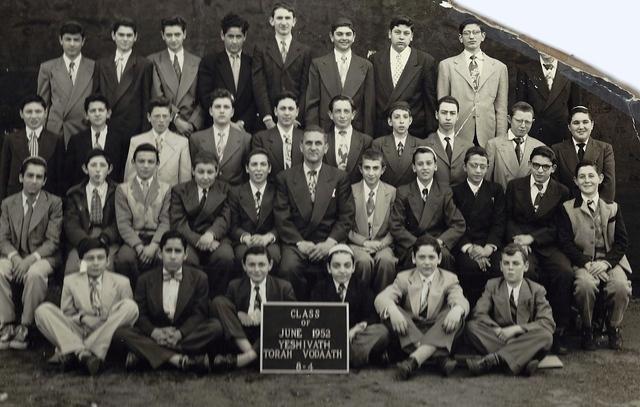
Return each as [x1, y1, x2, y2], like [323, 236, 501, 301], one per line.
[513, 234, 534, 247]
[231, 121, 245, 131]
[296, 241, 315, 257]
[362, 241, 378, 253]
[596, 269, 610, 283]
[497, 325, 524, 342]
[473, 256, 491, 272]
[442, 306, 464, 333]
[9, 255, 22, 274]
[348, 321, 368, 342]
[165, 328, 183, 347]
[174, 116, 194, 137]
[140, 243, 159, 265]
[252, 234, 273, 248]
[206, 239, 221, 252]
[250, 310, 262, 326]
[238, 311, 255, 327]
[150, 328, 168, 345]
[15, 255, 37, 282]
[587, 260, 609, 276]
[82, 315, 103, 330]
[388, 307, 407, 336]
[309, 240, 335, 262]
[263, 116, 276, 129]
[468, 245, 486, 261]
[197, 232, 215, 250]
[294, 119, 302, 128]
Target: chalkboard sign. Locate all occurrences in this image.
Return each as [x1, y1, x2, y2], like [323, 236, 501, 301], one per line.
[260, 302, 349, 374]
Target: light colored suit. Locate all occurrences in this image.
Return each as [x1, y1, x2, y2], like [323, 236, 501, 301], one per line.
[189, 126, 251, 186]
[124, 130, 192, 186]
[485, 134, 544, 190]
[348, 180, 397, 292]
[437, 51, 508, 147]
[424, 132, 474, 188]
[37, 56, 95, 145]
[35, 271, 138, 359]
[148, 49, 204, 132]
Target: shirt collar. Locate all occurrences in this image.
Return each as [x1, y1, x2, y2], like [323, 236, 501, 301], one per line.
[467, 179, 483, 193]
[22, 192, 39, 207]
[213, 124, 231, 136]
[25, 126, 43, 138]
[86, 181, 108, 195]
[419, 271, 436, 285]
[530, 175, 550, 190]
[152, 129, 168, 139]
[390, 45, 411, 58]
[539, 56, 557, 70]
[572, 137, 589, 148]
[115, 49, 132, 61]
[163, 267, 183, 282]
[303, 162, 322, 175]
[87, 273, 103, 285]
[334, 49, 352, 62]
[91, 125, 108, 137]
[226, 50, 242, 60]
[168, 48, 184, 60]
[507, 129, 527, 142]
[416, 178, 433, 194]
[136, 175, 153, 188]
[251, 278, 267, 292]
[463, 49, 484, 61]
[364, 181, 380, 198]
[277, 123, 293, 138]
[333, 279, 349, 293]
[335, 126, 353, 138]
[506, 280, 523, 295]
[393, 133, 408, 144]
[582, 193, 599, 205]
[437, 129, 455, 145]
[275, 34, 293, 48]
[63, 54, 82, 68]
[249, 181, 267, 196]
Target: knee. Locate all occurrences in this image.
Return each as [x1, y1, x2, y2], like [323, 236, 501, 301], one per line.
[25, 263, 49, 283]
[607, 279, 630, 299]
[574, 275, 597, 296]
[118, 299, 139, 321]
[210, 295, 232, 314]
[34, 302, 56, 321]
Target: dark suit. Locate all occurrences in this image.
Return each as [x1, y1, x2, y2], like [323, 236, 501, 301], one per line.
[93, 51, 153, 141]
[424, 132, 474, 188]
[551, 138, 615, 202]
[324, 128, 372, 184]
[0, 129, 64, 201]
[114, 266, 223, 369]
[370, 47, 437, 137]
[251, 126, 304, 179]
[197, 51, 257, 132]
[274, 164, 355, 299]
[371, 134, 427, 187]
[515, 60, 582, 146]
[305, 52, 375, 135]
[252, 37, 312, 124]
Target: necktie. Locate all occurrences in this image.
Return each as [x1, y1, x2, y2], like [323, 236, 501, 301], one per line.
[90, 188, 103, 225]
[397, 141, 404, 157]
[173, 54, 181, 81]
[199, 188, 208, 210]
[577, 143, 586, 162]
[509, 289, 517, 323]
[337, 283, 346, 302]
[308, 170, 317, 202]
[20, 196, 34, 254]
[366, 190, 375, 217]
[514, 137, 524, 164]
[141, 180, 150, 199]
[444, 137, 453, 163]
[469, 55, 480, 90]
[116, 56, 124, 83]
[217, 132, 226, 161]
[422, 187, 429, 202]
[420, 280, 431, 316]
[587, 199, 596, 216]
[89, 277, 102, 317]
[231, 54, 240, 90]
[543, 63, 553, 70]
[392, 53, 402, 87]
[28, 131, 38, 157]
[162, 269, 183, 282]
[337, 130, 348, 169]
[543, 63, 554, 89]
[94, 132, 102, 149]
[69, 61, 76, 84]
[255, 190, 262, 219]
[283, 133, 292, 169]
[156, 136, 163, 154]
[280, 40, 288, 64]
[339, 55, 348, 87]
[533, 182, 543, 211]
[254, 286, 262, 311]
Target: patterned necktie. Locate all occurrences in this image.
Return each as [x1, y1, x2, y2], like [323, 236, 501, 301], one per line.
[422, 187, 429, 202]
[94, 132, 102, 149]
[444, 137, 453, 163]
[217, 132, 226, 161]
[308, 170, 317, 202]
[509, 289, 517, 323]
[543, 63, 554, 89]
[469, 55, 480, 90]
[397, 141, 404, 157]
[156, 136, 163, 154]
[173, 54, 181, 81]
[366, 190, 375, 217]
[69, 61, 76, 84]
[280, 40, 288, 63]
[254, 286, 262, 311]
[283, 133, 292, 169]
[255, 190, 262, 219]
[543, 63, 553, 70]
[89, 277, 102, 317]
[116, 56, 124, 82]
[420, 280, 431, 316]
[199, 188, 207, 210]
[141, 179, 150, 200]
[339, 55, 348, 87]
[90, 188, 103, 225]
[514, 137, 524, 164]
[20, 196, 34, 254]
[533, 182, 544, 211]
[587, 199, 596, 216]
[392, 53, 402, 87]
[231, 55, 240, 90]
[337, 130, 348, 169]
[28, 132, 38, 157]
[577, 143, 586, 162]
[337, 283, 346, 302]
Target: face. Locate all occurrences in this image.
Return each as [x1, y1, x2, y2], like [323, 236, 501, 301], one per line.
[221, 27, 246, 55]
[327, 252, 355, 284]
[147, 106, 171, 134]
[270, 8, 296, 36]
[300, 131, 328, 164]
[574, 165, 603, 196]
[162, 25, 185, 52]
[246, 153, 271, 184]
[274, 97, 298, 127]
[111, 26, 137, 52]
[83, 156, 112, 186]
[330, 26, 355, 52]
[500, 252, 528, 285]
[19, 164, 46, 196]
[84, 248, 109, 278]
[20, 102, 47, 130]
[59, 33, 85, 58]
[161, 238, 187, 272]
[388, 109, 412, 135]
[510, 110, 534, 138]
[85, 101, 111, 128]
[328, 100, 355, 129]
[459, 23, 485, 52]
[412, 244, 441, 276]
[209, 97, 234, 126]
[360, 158, 385, 188]
[568, 112, 593, 143]
[464, 154, 488, 185]
[192, 163, 218, 189]
[435, 102, 458, 132]
[133, 151, 158, 180]
[388, 24, 413, 53]
[529, 154, 555, 184]
[243, 253, 273, 284]
[413, 151, 437, 184]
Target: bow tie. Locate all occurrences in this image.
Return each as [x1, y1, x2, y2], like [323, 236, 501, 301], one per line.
[163, 270, 183, 282]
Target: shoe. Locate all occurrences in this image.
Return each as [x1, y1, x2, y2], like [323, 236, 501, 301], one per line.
[182, 354, 210, 374]
[437, 357, 457, 377]
[552, 334, 568, 355]
[466, 354, 500, 376]
[125, 352, 141, 372]
[371, 350, 391, 367]
[58, 353, 78, 372]
[608, 327, 623, 350]
[212, 353, 237, 373]
[395, 357, 419, 381]
[9, 325, 28, 350]
[522, 359, 539, 377]
[581, 328, 596, 351]
[79, 352, 102, 376]
[0, 325, 13, 350]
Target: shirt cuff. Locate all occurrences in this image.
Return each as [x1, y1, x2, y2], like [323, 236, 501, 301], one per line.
[461, 243, 472, 254]
[262, 115, 273, 123]
[33, 252, 41, 261]
[7, 251, 18, 260]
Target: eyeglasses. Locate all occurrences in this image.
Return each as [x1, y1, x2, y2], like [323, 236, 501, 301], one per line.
[466, 163, 487, 170]
[512, 118, 534, 126]
[530, 162, 553, 171]
[461, 30, 482, 37]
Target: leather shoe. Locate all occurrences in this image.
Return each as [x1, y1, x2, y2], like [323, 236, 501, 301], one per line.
[212, 354, 237, 372]
[79, 352, 102, 376]
[125, 352, 141, 372]
[395, 357, 419, 381]
[552, 334, 568, 355]
[182, 354, 210, 374]
[437, 357, 456, 377]
[608, 327, 623, 350]
[58, 353, 78, 372]
[522, 359, 539, 377]
[466, 354, 499, 376]
[581, 328, 596, 351]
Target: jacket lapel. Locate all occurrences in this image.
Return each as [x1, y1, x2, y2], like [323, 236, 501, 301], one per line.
[177, 52, 199, 102]
[546, 64, 569, 108]
[346, 133, 363, 175]
[317, 55, 342, 97]
[235, 54, 250, 98]
[258, 184, 275, 229]
[221, 128, 242, 167]
[9, 195, 24, 243]
[290, 168, 313, 222]
[157, 50, 179, 98]
[408, 270, 422, 316]
[419, 182, 440, 232]
[390, 49, 421, 101]
[68, 58, 94, 116]
[216, 52, 236, 93]
[173, 268, 194, 322]
[426, 269, 443, 320]
[382, 137, 402, 176]
[372, 183, 392, 238]
[325, 130, 338, 166]
[516, 280, 533, 325]
[342, 56, 366, 97]
[407, 182, 425, 226]
[100, 272, 117, 312]
[453, 52, 475, 90]
[28, 192, 48, 233]
[284, 39, 303, 69]
[240, 183, 258, 224]
[158, 132, 179, 171]
[308, 166, 334, 230]
[477, 57, 498, 90]
[352, 181, 368, 235]
[52, 58, 73, 114]
[267, 39, 284, 68]
[114, 53, 138, 105]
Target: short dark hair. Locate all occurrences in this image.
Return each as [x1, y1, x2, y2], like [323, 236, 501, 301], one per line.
[84, 148, 112, 167]
[273, 91, 298, 108]
[271, 2, 296, 18]
[331, 17, 355, 34]
[387, 101, 411, 119]
[112, 18, 137, 34]
[59, 21, 85, 38]
[148, 97, 172, 114]
[161, 16, 187, 32]
[464, 146, 488, 164]
[511, 101, 535, 117]
[529, 145, 556, 165]
[132, 143, 160, 163]
[389, 15, 414, 32]
[192, 151, 219, 169]
[459, 17, 484, 34]
[246, 148, 271, 166]
[243, 245, 272, 263]
[159, 230, 187, 250]
[84, 94, 110, 113]
[359, 149, 386, 168]
[20, 95, 47, 111]
[209, 88, 235, 107]
[326, 246, 355, 264]
[412, 146, 437, 165]
[20, 156, 48, 177]
[574, 160, 602, 177]
[437, 96, 459, 112]
[77, 237, 109, 259]
[329, 95, 356, 112]
[221, 13, 249, 35]
[302, 125, 327, 143]
[501, 243, 528, 263]
[569, 106, 593, 122]
[412, 235, 441, 256]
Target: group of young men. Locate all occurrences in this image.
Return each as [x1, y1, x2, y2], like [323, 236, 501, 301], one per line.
[0, 3, 630, 380]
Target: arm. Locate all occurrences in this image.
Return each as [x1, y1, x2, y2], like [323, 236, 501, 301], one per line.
[328, 173, 355, 243]
[123, 143, 135, 181]
[486, 184, 506, 247]
[389, 190, 417, 252]
[520, 283, 556, 334]
[178, 143, 192, 183]
[0, 200, 17, 257]
[63, 193, 90, 247]
[436, 60, 450, 100]
[196, 56, 215, 111]
[33, 196, 63, 259]
[445, 277, 470, 318]
[152, 188, 171, 244]
[304, 61, 320, 128]
[362, 63, 375, 136]
[439, 189, 466, 250]
[115, 185, 143, 248]
[494, 64, 509, 138]
[251, 46, 272, 121]
[485, 140, 496, 182]
[37, 63, 52, 129]
[605, 205, 628, 267]
[557, 205, 590, 267]
[296, 48, 312, 118]
[169, 187, 201, 247]
[348, 230, 369, 246]
[150, 58, 164, 99]
[177, 273, 208, 337]
[470, 282, 500, 328]
[61, 281, 83, 324]
[273, 173, 304, 244]
[374, 276, 406, 317]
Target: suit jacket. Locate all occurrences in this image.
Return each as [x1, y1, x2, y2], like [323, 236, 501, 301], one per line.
[310, 278, 378, 327]
[485, 134, 545, 191]
[190, 126, 251, 186]
[115, 176, 171, 248]
[148, 49, 204, 131]
[551, 138, 615, 202]
[228, 182, 277, 243]
[61, 271, 134, 324]
[471, 277, 555, 333]
[252, 37, 312, 123]
[437, 51, 508, 147]
[93, 50, 153, 139]
[226, 275, 296, 311]
[505, 175, 570, 254]
[170, 180, 229, 247]
[64, 127, 127, 190]
[515, 60, 582, 146]
[0, 129, 65, 200]
[348, 180, 396, 247]
[389, 180, 466, 256]
[324, 128, 373, 184]
[0, 191, 62, 267]
[371, 134, 427, 187]
[124, 130, 192, 186]
[370, 47, 437, 137]
[251, 126, 304, 178]
[197, 51, 257, 131]
[305, 52, 375, 135]
[424, 132, 474, 188]
[134, 266, 209, 338]
[452, 180, 506, 248]
[63, 180, 120, 247]
[37, 56, 95, 144]
[559, 197, 631, 273]
[374, 267, 470, 321]
[274, 164, 354, 244]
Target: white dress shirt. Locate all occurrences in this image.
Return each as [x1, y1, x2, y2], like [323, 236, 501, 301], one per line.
[539, 57, 557, 88]
[115, 50, 132, 72]
[63, 54, 82, 84]
[390, 45, 411, 84]
[416, 178, 434, 200]
[90, 125, 108, 149]
[335, 126, 353, 167]
[507, 280, 523, 305]
[162, 267, 182, 320]
[572, 137, 590, 155]
[168, 48, 184, 72]
[463, 49, 485, 76]
[529, 175, 550, 206]
[334, 49, 352, 85]
[248, 279, 267, 313]
[85, 181, 108, 211]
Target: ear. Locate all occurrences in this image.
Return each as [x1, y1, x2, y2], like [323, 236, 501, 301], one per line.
[106, 164, 114, 175]
[82, 164, 89, 175]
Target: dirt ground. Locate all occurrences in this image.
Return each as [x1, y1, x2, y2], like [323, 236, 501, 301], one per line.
[2, 301, 640, 407]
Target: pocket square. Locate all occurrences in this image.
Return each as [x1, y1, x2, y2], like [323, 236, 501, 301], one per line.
[331, 189, 336, 198]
